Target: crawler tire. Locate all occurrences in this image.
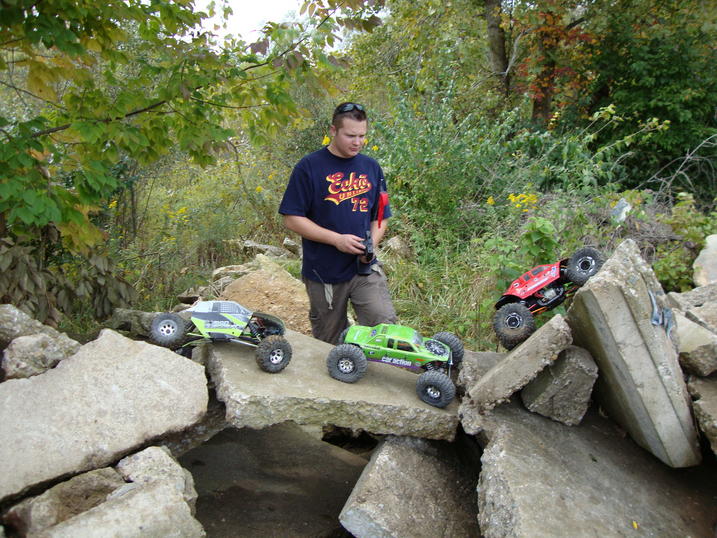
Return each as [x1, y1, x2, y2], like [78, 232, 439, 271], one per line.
[327, 344, 367, 383]
[416, 370, 455, 408]
[150, 313, 188, 349]
[566, 247, 604, 286]
[431, 331, 464, 367]
[493, 303, 536, 350]
[255, 335, 292, 373]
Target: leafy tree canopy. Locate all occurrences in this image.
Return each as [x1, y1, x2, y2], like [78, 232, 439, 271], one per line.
[0, 0, 381, 252]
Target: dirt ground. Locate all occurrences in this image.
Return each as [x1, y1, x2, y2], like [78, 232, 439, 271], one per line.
[179, 424, 370, 537]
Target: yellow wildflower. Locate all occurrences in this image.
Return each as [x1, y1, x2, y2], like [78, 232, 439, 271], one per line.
[371, 145, 379, 151]
[487, 196, 495, 206]
[256, 186, 263, 193]
[322, 135, 330, 145]
[108, 200, 117, 209]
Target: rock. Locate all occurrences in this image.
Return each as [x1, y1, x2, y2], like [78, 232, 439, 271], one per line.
[685, 302, 717, 334]
[116, 446, 198, 513]
[4, 445, 203, 536]
[179, 424, 368, 537]
[2, 468, 126, 535]
[466, 315, 572, 413]
[339, 436, 479, 537]
[0, 304, 80, 353]
[567, 239, 702, 468]
[104, 308, 159, 338]
[220, 257, 311, 336]
[520, 345, 598, 426]
[178, 277, 235, 303]
[459, 402, 717, 538]
[383, 236, 413, 259]
[2, 333, 81, 379]
[34, 481, 205, 537]
[220, 239, 294, 259]
[666, 281, 717, 311]
[456, 350, 506, 392]
[674, 312, 717, 376]
[282, 236, 301, 255]
[693, 234, 717, 286]
[687, 376, 717, 458]
[206, 329, 459, 441]
[0, 329, 208, 503]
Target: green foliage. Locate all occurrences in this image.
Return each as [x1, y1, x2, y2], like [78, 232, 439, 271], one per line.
[652, 193, 717, 292]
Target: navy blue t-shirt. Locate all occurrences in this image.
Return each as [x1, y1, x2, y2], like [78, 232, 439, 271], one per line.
[279, 147, 392, 284]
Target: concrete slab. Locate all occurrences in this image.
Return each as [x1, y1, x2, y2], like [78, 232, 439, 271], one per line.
[339, 436, 480, 537]
[465, 315, 572, 413]
[567, 239, 702, 467]
[207, 330, 459, 441]
[460, 401, 717, 537]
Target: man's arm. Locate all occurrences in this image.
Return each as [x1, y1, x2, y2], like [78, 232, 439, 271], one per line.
[370, 218, 389, 248]
[283, 215, 365, 255]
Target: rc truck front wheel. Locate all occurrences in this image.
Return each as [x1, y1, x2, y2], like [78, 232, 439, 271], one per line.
[431, 331, 464, 367]
[493, 303, 536, 350]
[327, 344, 367, 383]
[150, 313, 188, 349]
[416, 370, 455, 408]
[255, 335, 292, 373]
[566, 247, 604, 286]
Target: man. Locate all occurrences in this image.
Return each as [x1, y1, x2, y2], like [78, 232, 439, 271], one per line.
[279, 102, 397, 344]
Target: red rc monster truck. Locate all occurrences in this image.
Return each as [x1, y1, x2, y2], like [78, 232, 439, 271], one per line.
[492, 247, 604, 350]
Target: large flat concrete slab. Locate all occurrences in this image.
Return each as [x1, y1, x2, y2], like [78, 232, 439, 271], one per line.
[460, 401, 717, 537]
[207, 330, 459, 441]
[567, 239, 701, 467]
[0, 330, 208, 503]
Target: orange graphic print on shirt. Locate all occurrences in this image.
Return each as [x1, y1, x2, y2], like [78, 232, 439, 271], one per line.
[323, 172, 372, 206]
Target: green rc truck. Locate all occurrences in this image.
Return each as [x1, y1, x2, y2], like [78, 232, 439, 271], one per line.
[326, 324, 464, 408]
[150, 300, 292, 373]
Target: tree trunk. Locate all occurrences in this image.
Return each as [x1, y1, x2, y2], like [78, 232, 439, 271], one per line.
[483, 0, 510, 96]
[530, 22, 557, 126]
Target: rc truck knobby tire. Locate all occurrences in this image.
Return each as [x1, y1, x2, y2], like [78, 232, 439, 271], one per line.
[493, 303, 536, 350]
[416, 370, 455, 408]
[431, 331, 464, 367]
[566, 247, 604, 286]
[255, 335, 292, 373]
[150, 313, 188, 349]
[327, 344, 367, 383]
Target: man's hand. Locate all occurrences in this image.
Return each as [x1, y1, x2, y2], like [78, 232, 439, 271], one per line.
[334, 234, 365, 255]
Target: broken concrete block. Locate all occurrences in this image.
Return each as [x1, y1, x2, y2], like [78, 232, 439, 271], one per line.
[456, 350, 506, 392]
[674, 312, 717, 376]
[687, 376, 717, 458]
[466, 315, 572, 413]
[207, 329, 459, 441]
[0, 304, 80, 352]
[520, 345, 598, 426]
[693, 233, 717, 286]
[666, 281, 717, 312]
[34, 480, 205, 537]
[460, 402, 717, 537]
[685, 303, 717, 334]
[0, 329, 208, 503]
[2, 468, 126, 535]
[2, 333, 81, 379]
[339, 436, 479, 537]
[104, 308, 160, 338]
[116, 446, 198, 513]
[567, 239, 702, 468]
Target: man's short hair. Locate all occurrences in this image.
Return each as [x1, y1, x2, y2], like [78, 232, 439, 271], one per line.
[332, 102, 367, 129]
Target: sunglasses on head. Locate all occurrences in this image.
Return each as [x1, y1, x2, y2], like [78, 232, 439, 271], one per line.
[336, 103, 365, 113]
